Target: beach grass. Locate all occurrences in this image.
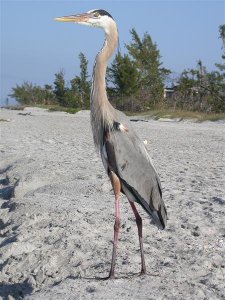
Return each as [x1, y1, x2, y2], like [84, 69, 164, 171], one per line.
[48, 106, 80, 114]
[126, 109, 225, 122]
[3, 104, 225, 121]
[29, 104, 81, 114]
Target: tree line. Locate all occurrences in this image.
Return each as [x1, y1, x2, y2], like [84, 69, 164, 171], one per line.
[10, 26, 225, 113]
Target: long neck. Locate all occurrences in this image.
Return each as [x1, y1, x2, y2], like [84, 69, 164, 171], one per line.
[90, 21, 118, 149]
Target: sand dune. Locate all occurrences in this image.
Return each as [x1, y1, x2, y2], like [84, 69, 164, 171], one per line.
[0, 107, 224, 299]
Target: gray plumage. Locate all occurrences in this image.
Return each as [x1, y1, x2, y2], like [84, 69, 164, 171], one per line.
[102, 113, 167, 230]
[55, 8, 167, 278]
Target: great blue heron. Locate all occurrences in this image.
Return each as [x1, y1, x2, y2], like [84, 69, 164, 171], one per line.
[55, 9, 167, 279]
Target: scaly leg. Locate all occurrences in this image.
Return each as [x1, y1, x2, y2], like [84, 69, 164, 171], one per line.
[129, 201, 146, 275]
[108, 171, 121, 279]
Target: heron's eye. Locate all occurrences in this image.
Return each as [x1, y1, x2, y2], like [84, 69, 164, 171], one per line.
[93, 12, 100, 18]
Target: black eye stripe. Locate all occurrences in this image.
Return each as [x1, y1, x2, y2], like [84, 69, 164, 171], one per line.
[92, 9, 114, 20]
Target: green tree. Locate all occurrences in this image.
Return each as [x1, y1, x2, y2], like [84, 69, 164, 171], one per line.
[215, 25, 225, 73]
[10, 81, 35, 105]
[43, 84, 56, 105]
[71, 52, 91, 109]
[64, 89, 80, 108]
[70, 77, 82, 107]
[53, 70, 67, 106]
[126, 28, 170, 107]
[176, 60, 225, 112]
[107, 52, 140, 110]
[10, 81, 56, 105]
[205, 71, 225, 112]
[219, 24, 225, 44]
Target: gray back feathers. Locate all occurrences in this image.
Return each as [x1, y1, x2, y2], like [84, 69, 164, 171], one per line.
[90, 15, 167, 229]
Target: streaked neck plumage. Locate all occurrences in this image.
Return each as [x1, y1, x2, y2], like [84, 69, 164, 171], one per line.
[90, 20, 118, 150]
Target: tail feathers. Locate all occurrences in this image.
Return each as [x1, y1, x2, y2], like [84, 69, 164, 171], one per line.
[122, 180, 167, 230]
[140, 196, 167, 230]
[155, 203, 167, 229]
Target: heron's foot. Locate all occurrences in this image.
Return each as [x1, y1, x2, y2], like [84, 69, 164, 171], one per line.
[101, 275, 115, 280]
[107, 271, 115, 279]
[139, 268, 147, 276]
[138, 271, 160, 277]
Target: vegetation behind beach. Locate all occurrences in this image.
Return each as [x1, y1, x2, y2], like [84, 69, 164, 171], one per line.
[10, 26, 225, 115]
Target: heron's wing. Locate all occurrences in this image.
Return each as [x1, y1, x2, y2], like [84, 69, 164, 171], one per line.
[104, 120, 167, 229]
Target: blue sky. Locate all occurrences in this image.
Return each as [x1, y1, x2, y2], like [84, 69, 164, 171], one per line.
[1, 0, 224, 104]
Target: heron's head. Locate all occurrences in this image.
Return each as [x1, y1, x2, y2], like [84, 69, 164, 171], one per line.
[55, 9, 115, 34]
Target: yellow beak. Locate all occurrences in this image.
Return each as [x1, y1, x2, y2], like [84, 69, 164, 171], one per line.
[54, 13, 90, 23]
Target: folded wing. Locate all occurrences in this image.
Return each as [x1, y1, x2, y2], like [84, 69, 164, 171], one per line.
[103, 121, 167, 229]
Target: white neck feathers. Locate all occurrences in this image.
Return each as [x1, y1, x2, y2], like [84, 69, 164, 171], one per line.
[90, 20, 118, 150]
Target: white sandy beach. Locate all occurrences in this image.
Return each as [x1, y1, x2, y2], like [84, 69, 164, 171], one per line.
[0, 107, 224, 299]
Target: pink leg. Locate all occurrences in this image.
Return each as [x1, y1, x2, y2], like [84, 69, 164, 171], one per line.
[108, 171, 121, 279]
[108, 195, 120, 278]
[129, 201, 146, 275]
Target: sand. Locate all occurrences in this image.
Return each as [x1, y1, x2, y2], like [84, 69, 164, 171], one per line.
[0, 107, 224, 300]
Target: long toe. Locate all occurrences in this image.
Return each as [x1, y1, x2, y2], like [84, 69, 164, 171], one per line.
[139, 268, 147, 276]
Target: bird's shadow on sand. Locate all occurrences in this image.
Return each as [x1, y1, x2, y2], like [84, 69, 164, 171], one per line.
[66, 272, 160, 282]
[0, 281, 33, 300]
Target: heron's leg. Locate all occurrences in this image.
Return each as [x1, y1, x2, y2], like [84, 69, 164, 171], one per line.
[129, 201, 146, 275]
[108, 171, 121, 279]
